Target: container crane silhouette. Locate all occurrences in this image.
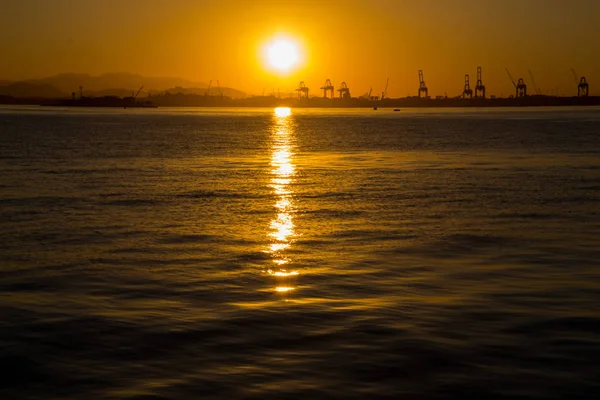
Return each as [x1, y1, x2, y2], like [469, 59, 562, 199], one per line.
[296, 81, 309, 99]
[462, 75, 473, 99]
[506, 69, 527, 98]
[571, 69, 589, 97]
[475, 67, 486, 98]
[320, 79, 334, 99]
[578, 77, 590, 97]
[418, 70, 428, 98]
[337, 82, 351, 99]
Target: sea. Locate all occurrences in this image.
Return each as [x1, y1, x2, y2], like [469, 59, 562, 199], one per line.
[1, 105, 599, 399]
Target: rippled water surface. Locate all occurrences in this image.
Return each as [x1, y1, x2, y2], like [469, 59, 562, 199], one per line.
[1, 106, 600, 399]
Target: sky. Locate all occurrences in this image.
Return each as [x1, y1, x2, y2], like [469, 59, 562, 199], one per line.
[1, 0, 599, 97]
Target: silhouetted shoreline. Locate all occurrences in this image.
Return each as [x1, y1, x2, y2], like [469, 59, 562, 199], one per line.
[2, 94, 600, 108]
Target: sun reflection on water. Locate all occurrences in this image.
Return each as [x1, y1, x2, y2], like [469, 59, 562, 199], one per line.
[268, 270, 299, 277]
[267, 107, 298, 294]
[274, 106, 292, 118]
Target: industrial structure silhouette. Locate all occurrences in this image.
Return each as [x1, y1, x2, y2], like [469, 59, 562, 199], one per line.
[290, 67, 590, 101]
[1, 67, 596, 108]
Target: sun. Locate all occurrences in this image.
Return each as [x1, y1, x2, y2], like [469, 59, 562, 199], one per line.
[266, 38, 299, 72]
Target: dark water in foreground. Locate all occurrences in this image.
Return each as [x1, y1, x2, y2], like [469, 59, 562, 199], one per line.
[1, 106, 600, 399]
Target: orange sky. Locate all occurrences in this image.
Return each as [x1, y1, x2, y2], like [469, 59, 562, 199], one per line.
[1, 0, 599, 96]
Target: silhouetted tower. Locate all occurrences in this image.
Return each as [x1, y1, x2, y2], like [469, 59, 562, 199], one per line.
[337, 82, 351, 99]
[475, 66, 486, 98]
[462, 75, 473, 99]
[296, 81, 309, 99]
[418, 70, 428, 98]
[320, 79, 334, 99]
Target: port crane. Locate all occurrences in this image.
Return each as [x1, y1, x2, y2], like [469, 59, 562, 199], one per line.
[217, 80, 223, 97]
[134, 85, 144, 100]
[475, 66, 486, 98]
[418, 70, 428, 98]
[296, 81, 309, 99]
[381, 78, 389, 100]
[320, 79, 334, 99]
[368, 87, 380, 101]
[337, 82, 351, 99]
[360, 87, 374, 100]
[122, 85, 145, 109]
[528, 69, 540, 95]
[506, 69, 527, 98]
[205, 80, 212, 96]
[462, 75, 473, 99]
[571, 69, 589, 97]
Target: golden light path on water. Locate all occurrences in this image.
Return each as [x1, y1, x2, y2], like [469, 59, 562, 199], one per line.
[267, 107, 299, 295]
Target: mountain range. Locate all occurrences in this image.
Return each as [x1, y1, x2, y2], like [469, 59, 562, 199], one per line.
[0, 73, 246, 99]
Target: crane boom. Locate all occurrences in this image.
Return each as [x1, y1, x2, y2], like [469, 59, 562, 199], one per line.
[528, 69, 539, 95]
[134, 85, 144, 99]
[505, 69, 517, 87]
[571, 69, 579, 85]
[382, 78, 389, 99]
[206, 80, 212, 96]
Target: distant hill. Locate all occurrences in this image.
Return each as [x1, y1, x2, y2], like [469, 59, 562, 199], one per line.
[0, 82, 66, 98]
[27, 73, 208, 94]
[0, 73, 248, 99]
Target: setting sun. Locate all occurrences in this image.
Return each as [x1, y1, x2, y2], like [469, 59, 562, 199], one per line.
[266, 38, 299, 72]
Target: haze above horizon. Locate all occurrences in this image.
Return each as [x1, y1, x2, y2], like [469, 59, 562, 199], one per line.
[1, 0, 599, 97]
